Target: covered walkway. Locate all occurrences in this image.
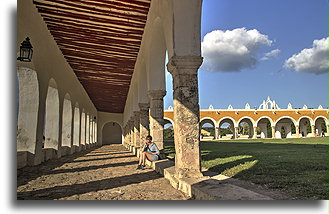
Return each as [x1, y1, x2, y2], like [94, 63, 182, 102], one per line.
[17, 144, 188, 200]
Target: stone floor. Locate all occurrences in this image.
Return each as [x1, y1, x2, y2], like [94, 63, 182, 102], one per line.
[17, 144, 189, 200]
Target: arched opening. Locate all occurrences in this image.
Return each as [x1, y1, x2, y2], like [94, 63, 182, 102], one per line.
[275, 117, 296, 139]
[72, 103, 80, 152]
[218, 118, 235, 139]
[315, 117, 327, 137]
[86, 114, 90, 146]
[257, 118, 272, 138]
[44, 79, 59, 160]
[80, 111, 86, 148]
[95, 121, 97, 143]
[238, 118, 253, 139]
[89, 116, 94, 145]
[102, 122, 122, 144]
[200, 119, 215, 140]
[164, 119, 174, 141]
[299, 117, 312, 137]
[16, 67, 39, 168]
[61, 94, 72, 156]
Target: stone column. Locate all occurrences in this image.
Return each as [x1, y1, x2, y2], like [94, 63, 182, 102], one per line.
[139, 103, 150, 146]
[167, 56, 203, 178]
[214, 126, 219, 139]
[271, 126, 276, 139]
[252, 126, 257, 139]
[148, 90, 166, 150]
[295, 125, 299, 138]
[234, 127, 239, 139]
[133, 111, 141, 147]
[311, 125, 316, 137]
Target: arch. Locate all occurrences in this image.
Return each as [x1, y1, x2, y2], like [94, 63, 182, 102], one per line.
[200, 117, 215, 140]
[237, 116, 256, 127]
[256, 116, 273, 139]
[237, 117, 254, 139]
[314, 116, 327, 136]
[16, 67, 39, 167]
[61, 93, 72, 155]
[80, 110, 86, 146]
[72, 103, 80, 150]
[164, 117, 174, 126]
[256, 116, 274, 127]
[297, 116, 314, 126]
[102, 121, 122, 145]
[164, 118, 174, 141]
[275, 116, 296, 139]
[314, 116, 328, 124]
[86, 114, 90, 145]
[90, 116, 95, 145]
[217, 116, 237, 127]
[200, 117, 216, 127]
[44, 78, 60, 154]
[298, 117, 312, 137]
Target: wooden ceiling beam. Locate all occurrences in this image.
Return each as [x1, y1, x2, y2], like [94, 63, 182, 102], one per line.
[42, 15, 144, 35]
[34, 0, 148, 22]
[36, 7, 145, 29]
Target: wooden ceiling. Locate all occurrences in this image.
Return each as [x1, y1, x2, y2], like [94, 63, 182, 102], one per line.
[33, 0, 151, 113]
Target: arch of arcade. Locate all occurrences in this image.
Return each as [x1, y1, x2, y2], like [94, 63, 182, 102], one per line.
[17, 0, 327, 196]
[165, 97, 328, 140]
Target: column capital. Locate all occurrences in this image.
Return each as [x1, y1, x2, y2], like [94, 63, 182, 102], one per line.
[167, 56, 203, 75]
[138, 103, 150, 111]
[148, 90, 166, 100]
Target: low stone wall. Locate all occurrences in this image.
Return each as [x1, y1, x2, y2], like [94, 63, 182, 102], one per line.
[124, 143, 273, 200]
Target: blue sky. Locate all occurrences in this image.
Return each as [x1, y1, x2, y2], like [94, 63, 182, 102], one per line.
[164, 0, 328, 110]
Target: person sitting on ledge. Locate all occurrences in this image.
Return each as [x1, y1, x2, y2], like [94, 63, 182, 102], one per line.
[136, 135, 160, 170]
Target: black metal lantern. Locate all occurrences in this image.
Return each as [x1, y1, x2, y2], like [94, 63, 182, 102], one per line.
[17, 37, 33, 62]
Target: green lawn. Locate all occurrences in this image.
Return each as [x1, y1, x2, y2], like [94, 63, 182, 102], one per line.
[163, 137, 328, 200]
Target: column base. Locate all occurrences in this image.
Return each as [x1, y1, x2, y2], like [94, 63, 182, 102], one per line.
[175, 168, 203, 179]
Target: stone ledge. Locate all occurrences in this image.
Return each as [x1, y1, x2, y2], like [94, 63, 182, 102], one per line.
[127, 144, 273, 200]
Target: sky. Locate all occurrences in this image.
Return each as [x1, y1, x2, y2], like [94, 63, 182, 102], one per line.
[164, 0, 328, 110]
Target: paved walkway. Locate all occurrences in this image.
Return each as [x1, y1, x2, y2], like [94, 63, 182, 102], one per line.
[17, 144, 189, 200]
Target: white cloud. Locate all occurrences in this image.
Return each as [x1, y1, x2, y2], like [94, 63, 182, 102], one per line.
[201, 28, 272, 72]
[284, 37, 328, 74]
[261, 49, 281, 61]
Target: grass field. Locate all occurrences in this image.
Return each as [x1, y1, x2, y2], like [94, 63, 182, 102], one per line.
[163, 137, 328, 200]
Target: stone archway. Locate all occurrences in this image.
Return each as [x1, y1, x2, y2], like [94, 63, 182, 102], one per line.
[164, 118, 174, 141]
[72, 103, 80, 152]
[299, 117, 312, 137]
[16, 67, 39, 168]
[314, 117, 327, 137]
[200, 118, 215, 140]
[238, 118, 254, 139]
[44, 79, 60, 159]
[80, 111, 86, 148]
[86, 114, 90, 146]
[102, 122, 122, 145]
[275, 117, 296, 139]
[218, 118, 235, 139]
[61, 93, 72, 156]
[257, 117, 273, 139]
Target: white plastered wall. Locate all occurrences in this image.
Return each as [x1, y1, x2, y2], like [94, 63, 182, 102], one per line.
[17, 0, 97, 166]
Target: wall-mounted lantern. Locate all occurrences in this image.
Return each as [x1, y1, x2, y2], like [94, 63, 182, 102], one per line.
[17, 37, 33, 62]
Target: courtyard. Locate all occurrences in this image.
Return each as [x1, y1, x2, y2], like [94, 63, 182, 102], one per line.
[164, 137, 328, 200]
